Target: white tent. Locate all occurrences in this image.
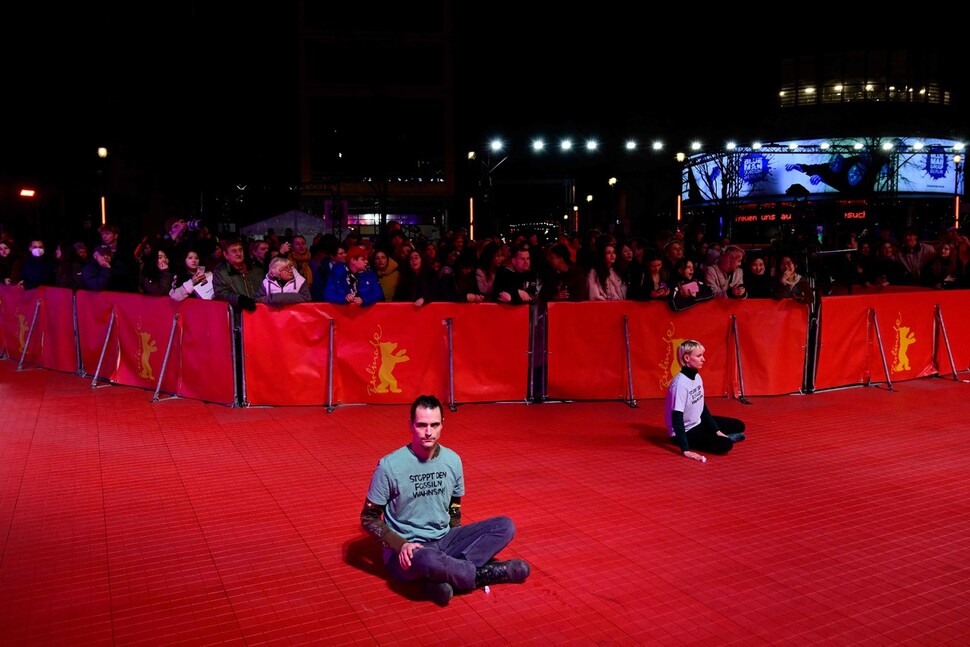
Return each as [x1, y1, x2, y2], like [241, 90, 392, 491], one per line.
[239, 210, 327, 239]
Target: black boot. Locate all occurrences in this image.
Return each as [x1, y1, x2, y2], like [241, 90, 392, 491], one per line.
[420, 580, 454, 606]
[474, 559, 531, 588]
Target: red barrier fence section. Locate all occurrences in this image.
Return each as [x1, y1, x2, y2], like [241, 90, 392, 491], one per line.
[546, 301, 638, 401]
[0, 285, 44, 365]
[175, 299, 235, 404]
[7, 283, 969, 406]
[241, 303, 529, 406]
[323, 302, 449, 405]
[113, 292, 182, 395]
[447, 303, 528, 403]
[815, 290, 966, 390]
[75, 290, 120, 381]
[730, 298, 808, 396]
[243, 303, 334, 406]
[937, 297, 970, 376]
[74, 291, 236, 404]
[37, 287, 78, 374]
[548, 299, 810, 400]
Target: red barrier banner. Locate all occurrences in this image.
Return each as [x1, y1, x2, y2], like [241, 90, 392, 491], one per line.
[546, 301, 636, 400]
[112, 294, 181, 393]
[448, 303, 528, 402]
[629, 300, 737, 400]
[730, 298, 808, 396]
[242, 303, 333, 405]
[175, 299, 235, 404]
[37, 286, 78, 374]
[548, 299, 810, 401]
[815, 291, 939, 390]
[319, 303, 451, 405]
[75, 290, 120, 381]
[936, 293, 970, 376]
[0, 285, 43, 365]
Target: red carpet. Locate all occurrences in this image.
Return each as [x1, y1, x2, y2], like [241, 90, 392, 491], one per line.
[2, 360, 969, 645]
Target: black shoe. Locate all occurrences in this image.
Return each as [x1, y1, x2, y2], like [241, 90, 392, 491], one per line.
[474, 559, 531, 588]
[727, 432, 746, 442]
[421, 581, 454, 606]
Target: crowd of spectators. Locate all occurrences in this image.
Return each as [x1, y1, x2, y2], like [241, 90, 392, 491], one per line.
[4, 219, 970, 315]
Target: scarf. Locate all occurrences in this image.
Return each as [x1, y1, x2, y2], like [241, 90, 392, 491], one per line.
[289, 249, 313, 287]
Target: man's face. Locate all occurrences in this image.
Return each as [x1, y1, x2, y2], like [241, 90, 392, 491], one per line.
[511, 250, 530, 273]
[334, 248, 347, 263]
[100, 230, 117, 245]
[409, 405, 442, 455]
[904, 233, 918, 247]
[349, 254, 368, 273]
[666, 243, 684, 261]
[254, 243, 269, 260]
[170, 220, 187, 238]
[227, 244, 245, 267]
[681, 346, 706, 371]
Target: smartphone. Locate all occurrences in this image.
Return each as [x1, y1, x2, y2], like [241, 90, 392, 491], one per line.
[198, 265, 206, 274]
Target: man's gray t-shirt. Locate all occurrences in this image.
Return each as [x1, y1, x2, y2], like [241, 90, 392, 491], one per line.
[366, 445, 464, 543]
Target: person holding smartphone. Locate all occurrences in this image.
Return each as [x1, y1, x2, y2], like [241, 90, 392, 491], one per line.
[170, 249, 214, 301]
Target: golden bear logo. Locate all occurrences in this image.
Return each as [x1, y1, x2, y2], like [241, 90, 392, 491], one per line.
[660, 324, 687, 389]
[138, 331, 158, 380]
[892, 315, 916, 374]
[367, 325, 411, 395]
[17, 314, 29, 353]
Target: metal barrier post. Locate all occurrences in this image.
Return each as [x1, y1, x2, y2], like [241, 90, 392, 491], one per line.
[17, 298, 42, 371]
[868, 308, 894, 391]
[444, 318, 457, 411]
[327, 318, 336, 413]
[91, 306, 116, 388]
[935, 304, 963, 381]
[622, 315, 637, 408]
[731, 314, 751, 404]
[152, 313, 180, 402]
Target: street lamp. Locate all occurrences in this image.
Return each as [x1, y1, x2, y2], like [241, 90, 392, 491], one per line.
[954, 154, 963, 230]
[97, 147, 108, 225]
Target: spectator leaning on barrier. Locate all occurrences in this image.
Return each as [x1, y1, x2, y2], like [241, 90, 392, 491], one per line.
[324, 244, 383, 306]
[170, 249, 214, 301]
[16, 239, 56, 289]
[895, 228, 936, 286]
[255, 256, 310, 305]
[212, 237, 265, 312]
[493, 242, 539, 304]
[704, 244, 747, 299]
[98, 224, 137, 292]
[80, 245, 124, 292]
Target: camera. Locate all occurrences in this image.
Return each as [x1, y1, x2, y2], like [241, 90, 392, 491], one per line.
[186, 219, 204, 231]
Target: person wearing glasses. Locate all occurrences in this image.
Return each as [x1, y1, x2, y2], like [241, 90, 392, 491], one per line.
[254, 256, 310, 305]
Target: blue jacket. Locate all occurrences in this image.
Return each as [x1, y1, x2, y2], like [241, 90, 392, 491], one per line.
[323, 263, 384, 306]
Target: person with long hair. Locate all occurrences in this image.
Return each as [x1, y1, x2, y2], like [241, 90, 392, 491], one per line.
[476, 240, 505, 301]
[169, 249, 215, 301]
[394, 249, 438, 306]
[586, 236, 626, 301]
[139, 248, 175, 296]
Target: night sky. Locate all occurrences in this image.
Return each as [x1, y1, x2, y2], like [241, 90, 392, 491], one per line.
[3, 6, 964, 197]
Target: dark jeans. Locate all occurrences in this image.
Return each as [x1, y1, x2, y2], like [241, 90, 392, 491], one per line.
[384, 516, 515, 592]
[682, 415, 745, 455]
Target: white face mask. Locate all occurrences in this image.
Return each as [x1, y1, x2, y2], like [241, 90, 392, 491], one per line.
[31, 247, 45, 257]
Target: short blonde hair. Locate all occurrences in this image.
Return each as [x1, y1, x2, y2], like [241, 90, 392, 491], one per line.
[268, 256, 294, 278]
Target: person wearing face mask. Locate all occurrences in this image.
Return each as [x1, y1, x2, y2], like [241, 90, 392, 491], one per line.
[16, 239, 56, 289]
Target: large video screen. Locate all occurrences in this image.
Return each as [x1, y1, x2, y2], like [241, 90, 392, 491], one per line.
[683, 137, 964, 203]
